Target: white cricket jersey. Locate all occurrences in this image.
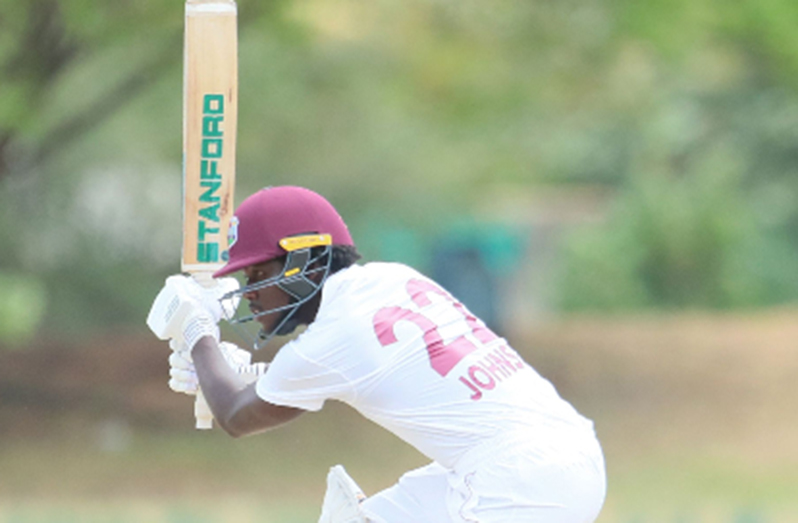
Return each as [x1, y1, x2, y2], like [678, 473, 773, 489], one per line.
[256, 262, 596, 469]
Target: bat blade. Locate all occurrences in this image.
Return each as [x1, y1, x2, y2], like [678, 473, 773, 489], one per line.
[183, 0, 238, 275]
[182, 0, 239, 429]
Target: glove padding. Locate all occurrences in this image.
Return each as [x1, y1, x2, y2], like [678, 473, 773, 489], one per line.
[169, 349, 199, 395]
[168, 341, 269, 396]
[171, 274, 240, 323]
[182, 307, 220, 353]
[147, 274, 240, 342]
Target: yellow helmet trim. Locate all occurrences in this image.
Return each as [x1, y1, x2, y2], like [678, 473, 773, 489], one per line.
[279, 234, 332, 252]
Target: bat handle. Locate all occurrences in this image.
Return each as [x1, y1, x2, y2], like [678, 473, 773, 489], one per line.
[195, 390, 213, 429]
[191, 271, 217, 430]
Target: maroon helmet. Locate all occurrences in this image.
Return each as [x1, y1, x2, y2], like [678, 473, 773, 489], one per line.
[215, 186, 355, 349]
[214, 186, 354, 278]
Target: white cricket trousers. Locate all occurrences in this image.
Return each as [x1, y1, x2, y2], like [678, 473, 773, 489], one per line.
[361, 432, 606, 522]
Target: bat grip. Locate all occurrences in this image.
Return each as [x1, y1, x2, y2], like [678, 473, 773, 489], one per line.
[195, 391, 213, 429]
[191, 271, 217, 430]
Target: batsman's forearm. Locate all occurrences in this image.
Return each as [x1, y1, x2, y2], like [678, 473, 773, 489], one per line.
[191, 337, 247, 426]
[191, 337, 303, 437]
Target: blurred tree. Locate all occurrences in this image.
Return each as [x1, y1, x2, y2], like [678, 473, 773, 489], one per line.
[0, 0, 176, 180]
[542, 0, 798, 311]
[0, 0, 294, 340]
[0, 272, 45, 345]
[3, 0, 798, 339]
[0, 0, 293, 181]
[555, 80, 798, 310]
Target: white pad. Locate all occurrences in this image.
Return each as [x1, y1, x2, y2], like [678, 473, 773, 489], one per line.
[318, 465, 367, 523]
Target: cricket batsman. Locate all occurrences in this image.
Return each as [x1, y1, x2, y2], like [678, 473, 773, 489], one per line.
[149, 185, 607, 522]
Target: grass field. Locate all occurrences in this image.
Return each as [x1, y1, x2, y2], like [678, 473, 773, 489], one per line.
[1, 431, 796, 522]
[1, 311, 797, 522]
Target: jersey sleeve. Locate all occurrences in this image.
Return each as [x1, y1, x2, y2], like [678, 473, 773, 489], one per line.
[254, 329, 355, 411]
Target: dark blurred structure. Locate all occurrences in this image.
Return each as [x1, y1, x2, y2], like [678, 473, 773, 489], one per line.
[431, 245, 501, 335]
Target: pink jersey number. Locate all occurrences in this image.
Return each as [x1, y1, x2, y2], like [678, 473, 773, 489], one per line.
[373, 279, 499, 377]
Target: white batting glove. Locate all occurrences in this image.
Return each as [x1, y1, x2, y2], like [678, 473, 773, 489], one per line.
[168, 338, 188, 352]
[221, 341, 270, 382]
[168, 337, 199, 395]
[216, 341, 270, 382]
[148, 274, 240, 346]
[168, 341, 268, 396]
[169, 350, 199, 395]
[171, 274, 240, 323]
[182, 307, 220, 353]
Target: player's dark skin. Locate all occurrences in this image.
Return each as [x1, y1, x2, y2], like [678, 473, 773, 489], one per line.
[192, 258, 321, 438]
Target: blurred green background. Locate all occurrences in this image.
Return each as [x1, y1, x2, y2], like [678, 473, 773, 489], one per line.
[1, 0, 797, 521]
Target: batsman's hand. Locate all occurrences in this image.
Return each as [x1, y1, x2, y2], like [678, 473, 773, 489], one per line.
[182, 306, 220, 353]
[176, 274, 240, 323]
[168, 340, 268, 395]
[169, 345, 199, 395]
[147, 274, 240, 343]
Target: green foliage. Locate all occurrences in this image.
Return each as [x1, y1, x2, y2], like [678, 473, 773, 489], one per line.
[557, 157, 798, 311]
[554, 48, 798, 311]
[2, 0, 798, 333]
[0, 272, 46, 346]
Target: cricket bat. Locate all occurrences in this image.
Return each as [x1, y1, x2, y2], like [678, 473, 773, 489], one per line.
[182, 0, 238, 429]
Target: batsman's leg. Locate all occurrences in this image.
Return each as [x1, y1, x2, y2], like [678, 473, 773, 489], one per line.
[318, 464, 367, 523]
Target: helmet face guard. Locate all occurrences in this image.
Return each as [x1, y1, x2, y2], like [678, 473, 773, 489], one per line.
[221, 235, 332, 350]
[212, 186, 355, 349]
